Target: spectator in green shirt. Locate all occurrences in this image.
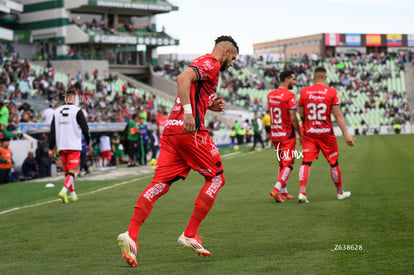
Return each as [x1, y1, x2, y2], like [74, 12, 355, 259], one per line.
[112, 132, 124, 166]
[127, 113, 142, 167]
[0, 100, 9, 132]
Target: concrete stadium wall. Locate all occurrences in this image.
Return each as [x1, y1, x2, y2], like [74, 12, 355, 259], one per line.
[31, 60, 109, 79]
[148, 66, 177, 97]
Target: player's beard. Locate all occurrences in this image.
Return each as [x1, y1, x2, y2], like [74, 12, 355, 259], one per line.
[288, 83, 293, 89]
[220, 60, 228, 72]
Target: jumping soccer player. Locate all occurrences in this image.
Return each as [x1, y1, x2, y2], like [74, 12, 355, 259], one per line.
[117, 35, 239, 267]
[298, 66, 355, 203]
[50, 88, 90, 203]
[268, 70, 302, 203]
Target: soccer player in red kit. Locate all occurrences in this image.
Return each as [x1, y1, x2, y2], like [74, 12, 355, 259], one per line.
[298, 67, 355, 203]
[117, 36, 239, 267]
[268, 71, 302, 203]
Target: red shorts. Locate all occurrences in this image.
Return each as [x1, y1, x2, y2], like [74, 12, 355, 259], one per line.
[60, 150, 80, 172]
[302, 134, 339, 165]
[153, 132, 223, 183]
[273, 138, 297, 168]
[101, 150, 112, 160]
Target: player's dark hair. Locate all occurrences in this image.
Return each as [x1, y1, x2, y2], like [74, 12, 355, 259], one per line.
[280, 70, 294, 82]
[314, 67, 326, 74]
[65, 87, 76, 96]
[215, 35, 239, 53]
[132, 113, 138, 120]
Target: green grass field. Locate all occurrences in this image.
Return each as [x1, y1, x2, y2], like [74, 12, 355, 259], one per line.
[0, 135, 413, 274]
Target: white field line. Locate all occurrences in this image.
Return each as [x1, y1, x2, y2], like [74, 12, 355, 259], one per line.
[0, 175, 152, 216]
[0, 150, 256, 216]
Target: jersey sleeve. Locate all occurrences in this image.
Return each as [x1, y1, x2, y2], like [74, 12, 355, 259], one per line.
[298, 89, 305, 107]
[49, 115, 56, 150]
[331, 88, 340, 106]
[288, 93, 297, 110]
[189, 56, 220, 81]
[76, 110, 90, 145]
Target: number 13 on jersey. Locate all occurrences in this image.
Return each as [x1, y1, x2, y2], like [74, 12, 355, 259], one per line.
[270, 107, 282, 124]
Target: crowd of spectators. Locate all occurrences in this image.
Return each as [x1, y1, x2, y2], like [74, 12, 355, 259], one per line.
[0, 44, 174, 181]
[1, 44, 414, 181]
[156, 51, 413, 127]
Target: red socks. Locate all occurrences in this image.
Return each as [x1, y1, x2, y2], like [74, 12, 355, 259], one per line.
[127, 173, 226, 243]
[184, 173, 225, 238]
[299, 164, 310, 195]
[331, 165, 343, 194]
[64, 174, 74, 192]
[278, 166, 291, 190]
[127, 182, 170, 242]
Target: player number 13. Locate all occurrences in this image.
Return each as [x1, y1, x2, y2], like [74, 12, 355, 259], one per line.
[270, 107, 282, 124]
[307, 103, 327, 121]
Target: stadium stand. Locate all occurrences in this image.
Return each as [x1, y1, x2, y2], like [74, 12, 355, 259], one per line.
[156, 52, 412, 128]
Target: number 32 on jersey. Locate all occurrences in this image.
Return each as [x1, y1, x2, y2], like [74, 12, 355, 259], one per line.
[307, 103, 327, 121]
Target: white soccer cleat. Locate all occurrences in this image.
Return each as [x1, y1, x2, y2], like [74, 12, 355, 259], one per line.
[117, 231, 138, 267]
[298, 193, 309, 203]
[177, 233, 211, 257]
[337, 191, 351, 200]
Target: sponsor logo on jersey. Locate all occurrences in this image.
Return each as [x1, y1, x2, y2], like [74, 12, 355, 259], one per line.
[173, 105, 182, 112]
[309, 95, 325, 100]
[307, 127, 331, 134]
[272, 132, 287, 137]
[165, 119, 184, 126]
[308, 90, 328, 94]
[269, 99, 281, 104]
[271, 125, 283, 129]
[202, 60, 214, 71]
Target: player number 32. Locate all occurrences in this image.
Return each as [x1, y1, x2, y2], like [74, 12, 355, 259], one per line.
[307, 103, 327, 121]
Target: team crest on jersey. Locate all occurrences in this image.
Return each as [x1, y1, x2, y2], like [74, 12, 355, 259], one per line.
[202, 60, 214, 71]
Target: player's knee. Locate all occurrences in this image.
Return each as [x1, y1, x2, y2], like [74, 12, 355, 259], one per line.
[203, 173, 225, 198]
[330, 160, 339, 167]
[166, 175, 185, 186]
[218, 172, 225, 186]
[140, 182, 170, 203]
[65, 172, 75, 178]
[282, 161, 294, 169]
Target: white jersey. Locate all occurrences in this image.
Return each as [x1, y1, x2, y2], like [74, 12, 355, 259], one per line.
[99, 135, 111, 152]
[52, 104, 84, 151]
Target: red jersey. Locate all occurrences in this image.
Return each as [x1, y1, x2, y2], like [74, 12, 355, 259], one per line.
[163, 54, 220, 136]
[157, 116, 168, 137]
[299, 84, 339, 138]
[267, 88, 297, 142]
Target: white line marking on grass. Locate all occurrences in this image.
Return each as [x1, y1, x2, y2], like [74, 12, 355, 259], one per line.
[222, 152, 241, 159]
[0, 175, 152, 216]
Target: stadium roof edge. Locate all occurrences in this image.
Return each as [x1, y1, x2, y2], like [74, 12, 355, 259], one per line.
[253, 33, 323, 47]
